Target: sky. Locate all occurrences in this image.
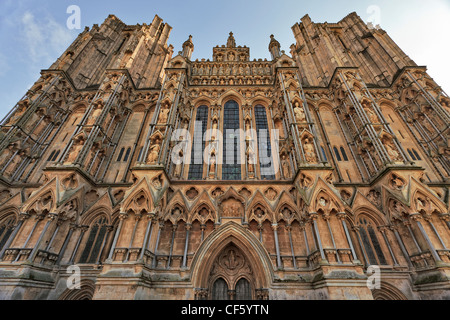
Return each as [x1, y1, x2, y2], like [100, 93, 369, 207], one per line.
[0, 0, 449, 120]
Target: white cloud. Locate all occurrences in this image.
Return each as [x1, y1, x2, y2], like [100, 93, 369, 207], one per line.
[20, 11, 74, 66]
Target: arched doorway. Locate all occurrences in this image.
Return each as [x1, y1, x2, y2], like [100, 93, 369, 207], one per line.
[191, 222, 272, 301]
[209, 244, 255, 300]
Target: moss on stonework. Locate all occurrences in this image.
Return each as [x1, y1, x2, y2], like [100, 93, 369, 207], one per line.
[414, 272, 448, 285]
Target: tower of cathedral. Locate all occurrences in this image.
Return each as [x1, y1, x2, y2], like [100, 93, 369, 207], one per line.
[0, 12, 449, 300]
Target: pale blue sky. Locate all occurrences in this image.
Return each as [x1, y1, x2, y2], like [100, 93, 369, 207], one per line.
[0, 0, 449, 120]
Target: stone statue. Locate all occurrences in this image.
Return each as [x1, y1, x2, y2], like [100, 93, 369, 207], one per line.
[65, 139, 84, 164]
[293, 101, 306, 123]
[209, 151, 216, 178]
[303, 138, 317, 163]
[227, 32, 236, 48]
[147, 140, 161, 164]
[158, 105, 170, 124]
[384, 140, 402, 162]
[174, 149, 184, 178]
[87, 102, 103, 126]
[281, 154, 291, 179]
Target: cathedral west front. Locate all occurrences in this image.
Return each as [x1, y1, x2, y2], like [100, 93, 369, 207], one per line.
[0, 12, 449, 300]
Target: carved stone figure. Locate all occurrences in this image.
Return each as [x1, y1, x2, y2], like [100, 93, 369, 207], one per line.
[147, 139, 161, 164]
[303, 138, 317, 163]
[293, 101, 306, 123]
[281, 154, 291, 179]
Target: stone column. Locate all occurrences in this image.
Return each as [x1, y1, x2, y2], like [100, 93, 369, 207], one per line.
[152, 221, 164, 268]
[324, 214, 341, 264]
[182, 223, 192, 269]
[390, 224, 414, 268]
[56, 223, 76, 265]
[69, 226, 89, 265]
[272, 224, 282, 269]
[411, 214, 441, 262]
[28, 213, 57, 263]
[352, 225, 369, 266]
[138, 214, 155, 262]
[286, 224, 297, 269]
[378, 226, 399, 266]
[106, 213, 127, 263]
[337, 213, 358, 262]
[310, 213, 326, 261]
[167, 224, 178, 269]
[124, 213, 142, 262]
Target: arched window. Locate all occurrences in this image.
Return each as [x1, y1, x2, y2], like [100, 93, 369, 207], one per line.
[407, 149, 416, 161]
[358, 217, 387, 266]
[222, 100, 241, 180]
[340, 147, 349, 161]
[123, 147, 132, 162]
[254, 106, 274, 180]
[212, 278, 229, 300]
[189, 106, 209, 180]
[79, 216, 109, 264]
[117, 148, 125, 162]
[320, 146, 328, 162]
[47, 150, 56, 162]
[0, 216, 15, 251]
[333, 147, 342, 162]
[412, 149, 421, 161]
[235, 278, 252, 300]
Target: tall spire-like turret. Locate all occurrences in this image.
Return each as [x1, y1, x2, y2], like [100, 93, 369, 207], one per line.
[269, 34, 281, 59]
[182, 35, 194, 59]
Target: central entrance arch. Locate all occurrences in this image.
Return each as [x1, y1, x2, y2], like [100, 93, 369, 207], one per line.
[190, 222, 273, 301]
[209, 244, 254, 300]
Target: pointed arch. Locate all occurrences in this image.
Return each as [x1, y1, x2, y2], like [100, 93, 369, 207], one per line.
[191, 222, 273, 290]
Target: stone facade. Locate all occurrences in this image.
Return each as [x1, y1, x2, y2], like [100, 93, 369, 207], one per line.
[0, 12, 449, 300]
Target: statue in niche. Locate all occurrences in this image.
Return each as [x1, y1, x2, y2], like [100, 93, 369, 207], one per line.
[228, 52, 235, 62]
[293, 101, 306, 123]
[218, 65, 224, 76]
[232, 64, 238, 75]
[245, 65, 251, 75]
[281, 154, 291, 179]
[158, 104, 170, 124]
[247, 148, 256, 178]
[87, 101, 103, 126]
[225, 65, 231, 76]
[361, 100, 379, 123]
[417, 114, 435, 136]
[383, 140, 402, 162]
[147, 139, 161, 164]
[173, 149, 184, 178]
[212, 65, 218, 75]
[303, 138, 317, 163]
[209, 150, 217, 179]
[65, 138, 84, 164]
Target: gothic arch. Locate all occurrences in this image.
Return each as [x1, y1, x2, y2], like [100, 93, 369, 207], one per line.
[371, 282, 408, 300]
[217, 90, 244, 106]
[191, 222, 273, 290]
[79, 207, 111, 226]
[58, 279, 96, 300]
[353, 207, 388, 227]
